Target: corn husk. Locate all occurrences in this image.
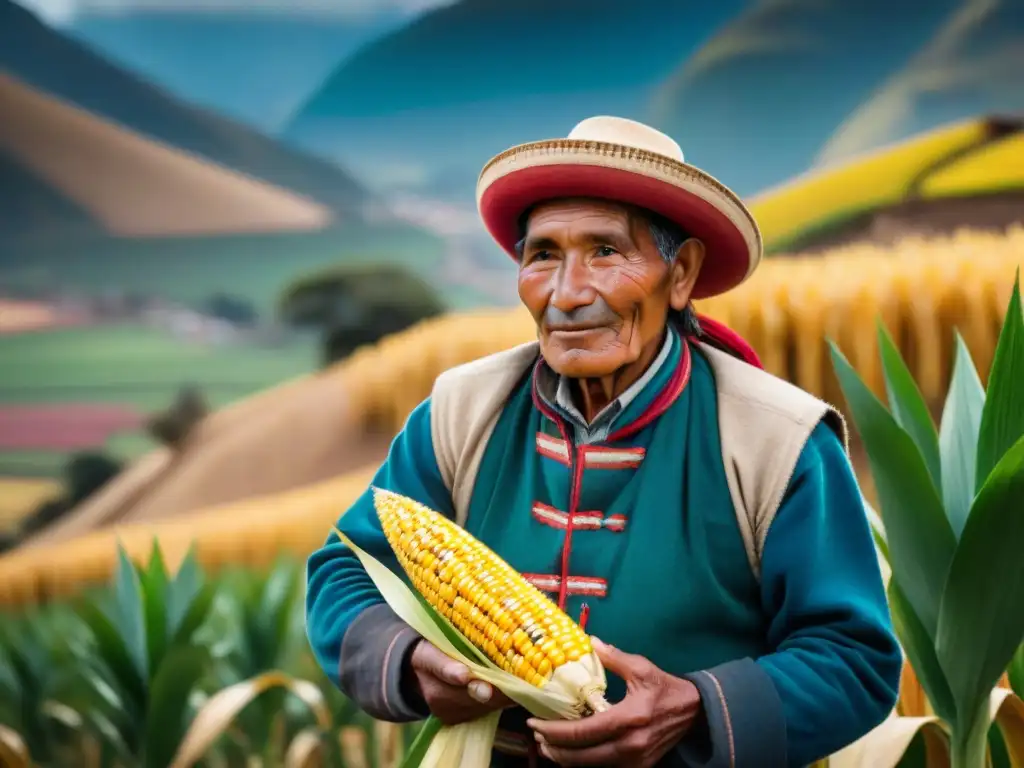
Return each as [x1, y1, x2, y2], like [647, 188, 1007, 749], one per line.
[0, 725, 30, 768]
[828, 686, 1024, 767]
[333, 519, 607, 768]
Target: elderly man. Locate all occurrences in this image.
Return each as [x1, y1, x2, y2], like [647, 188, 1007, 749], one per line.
[306, 116, 900, 767]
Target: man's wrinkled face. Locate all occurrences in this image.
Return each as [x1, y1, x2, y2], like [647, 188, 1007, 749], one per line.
[517, 198, 698, 379]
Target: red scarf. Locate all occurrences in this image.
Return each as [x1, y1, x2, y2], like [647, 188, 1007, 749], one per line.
[695, 314, 763, 370]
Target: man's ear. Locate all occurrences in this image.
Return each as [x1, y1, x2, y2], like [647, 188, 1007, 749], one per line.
[669, 238, 705, 311]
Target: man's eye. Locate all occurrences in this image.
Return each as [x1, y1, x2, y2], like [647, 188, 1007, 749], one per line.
[596, 246, 617, 257]
[531, 250, 553, 262]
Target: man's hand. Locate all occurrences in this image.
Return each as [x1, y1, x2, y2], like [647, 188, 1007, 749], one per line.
[406, 639, 514, 725]
[527, 638, 702, 767]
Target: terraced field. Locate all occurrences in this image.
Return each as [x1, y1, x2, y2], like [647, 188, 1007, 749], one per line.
[0, 323, 318, 478]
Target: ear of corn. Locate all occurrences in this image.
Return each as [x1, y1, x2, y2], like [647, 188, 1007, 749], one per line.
[332, 488, 609, 767]
[374, 487, 595, 691]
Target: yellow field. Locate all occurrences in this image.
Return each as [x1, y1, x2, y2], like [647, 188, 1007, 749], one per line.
[921, 131, 1024, 197]
[749, 118, 1023, 252]
[0, 478, 60, 530]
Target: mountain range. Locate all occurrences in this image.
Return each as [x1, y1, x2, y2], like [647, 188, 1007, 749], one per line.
[0, 0, 367, 216]
[283, 0, 746, 200]
[65, 8, 410, 134]
[283, 0, 1024, 204]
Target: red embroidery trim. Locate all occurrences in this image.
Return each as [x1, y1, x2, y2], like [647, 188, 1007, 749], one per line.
[581, 444, 646, 470]
[523, 573, 608, 598]
[560, 443, 585, 608]
[608, 339, 692, 441]
[535, 431, 570, 465]
[531, 503, 626, 533]
[604, 514, 627, 532]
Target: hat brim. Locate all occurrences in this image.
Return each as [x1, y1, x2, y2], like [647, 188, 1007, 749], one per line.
[477, 141, 762, 299]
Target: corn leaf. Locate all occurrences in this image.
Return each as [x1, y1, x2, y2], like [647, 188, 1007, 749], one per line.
[864, 497, 890, 568]
[830, 344, 956, 638]
[112, 545, 149, 692]
[141, 540, 169, 677]
[413, 714, 502, 768]
[401, 716, 443, 768]
[254, 558, 301, 668]
[78, 593, 146, 710]
[990, 687, 1024, 767]
[170, 671, 330, 768]
[878, 323, 941, 492]
[1008, 645, 1024, 699]
[828, 712, 949, 768]
[283, 727, 324, 768]
[888, 580, 956, 725]
[938, 335, 985, 539]
[0, 724, 30, 768]
[144, 644, 209, 768]
[166, 545, 209, 644]
[976, 272, 1024, 490]
[339, 726, 370, 768]
[936, 434, 1024, 728]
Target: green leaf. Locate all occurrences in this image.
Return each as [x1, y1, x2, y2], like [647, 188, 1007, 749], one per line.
[254, 559, 300, 670]
[141, 540, 169, 677]
[990, 723, 1012, 768]
[976, 272, 1024, 489]
[878, 322, 942, 492]
[78, 596, 146, 711]
[166, 544, 207, 642]
[830, 343, 957, 638]
[173, 582, 216, 646]
[0, 644, 23, 729]
[888, 579, 957, 725]
[400, 716, 443, 768]
[111, 545, 149, 691]
[938, 334, 986, 538]
[1008, 645, 1024, 699]
[936, 434, 1024, 727]
[142, 645, 209, 768]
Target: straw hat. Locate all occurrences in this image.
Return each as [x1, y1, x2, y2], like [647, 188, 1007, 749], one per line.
[477, 116, 762, 299]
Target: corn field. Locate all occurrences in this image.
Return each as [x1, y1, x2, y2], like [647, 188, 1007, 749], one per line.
[0, 548, 418, 768]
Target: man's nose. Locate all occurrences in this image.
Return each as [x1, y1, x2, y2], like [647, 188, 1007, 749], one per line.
[549, 256, 596, 312]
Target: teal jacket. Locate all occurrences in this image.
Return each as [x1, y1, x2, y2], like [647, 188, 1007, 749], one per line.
[306, 335, 900, 767]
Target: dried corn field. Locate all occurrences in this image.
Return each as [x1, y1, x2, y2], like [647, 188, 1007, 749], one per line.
[0, 226, 1021, 605]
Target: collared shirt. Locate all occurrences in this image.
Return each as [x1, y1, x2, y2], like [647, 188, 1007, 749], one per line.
[534, 329, 676, 444]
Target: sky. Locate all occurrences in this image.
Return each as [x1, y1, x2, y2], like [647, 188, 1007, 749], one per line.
[16, 0, 456, 25]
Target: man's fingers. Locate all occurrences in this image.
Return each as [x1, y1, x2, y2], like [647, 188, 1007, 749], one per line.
[528, 705, 637, 748]
[413, 642, 471, 686]
[537, 739, 629, 767]
[467, 680, 493, 703]
[592, 637, 650, 681]
[435, 659, 471, 686]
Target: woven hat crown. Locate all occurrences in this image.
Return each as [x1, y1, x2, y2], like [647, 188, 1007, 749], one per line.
[567, 116, 685, 164]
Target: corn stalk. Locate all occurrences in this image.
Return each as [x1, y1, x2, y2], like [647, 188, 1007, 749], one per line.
[828, 271, 1024, 766]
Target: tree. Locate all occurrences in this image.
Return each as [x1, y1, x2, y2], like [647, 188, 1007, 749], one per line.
[18, 497, 70, 536]
[205, 293, 259, 327]
[147, 385, 209, 450]
[65, 452, 123, 506]
[278, 264, 446, 366]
